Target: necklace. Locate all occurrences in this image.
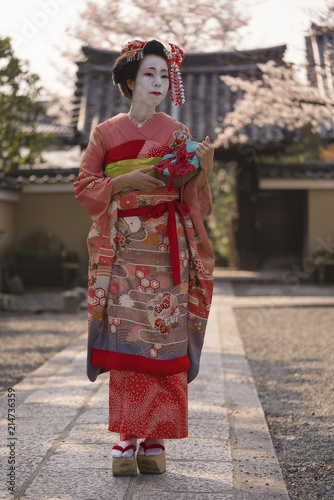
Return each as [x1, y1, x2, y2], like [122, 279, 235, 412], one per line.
[126, 112, 157, 128]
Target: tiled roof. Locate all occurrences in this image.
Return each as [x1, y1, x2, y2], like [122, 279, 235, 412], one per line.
[258, 162, 334, 180]
[36, 122, 72, 137]
[2, 168, 78, 188]
[1, 147, 82, 188]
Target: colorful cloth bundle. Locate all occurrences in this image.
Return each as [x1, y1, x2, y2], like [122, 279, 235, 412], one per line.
[154, 141, 200, 190]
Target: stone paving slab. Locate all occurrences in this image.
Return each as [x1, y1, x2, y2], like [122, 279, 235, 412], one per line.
[132, 460, 234, 494]
[22, 469, 129, 500]
[0, 333, 87, 420]
[219, 295, 334, 307]
[131, 494, 236, 500]
[0, 291, 290, 499]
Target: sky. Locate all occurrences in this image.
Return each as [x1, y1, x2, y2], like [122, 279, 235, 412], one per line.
[0, 0, 329, 98]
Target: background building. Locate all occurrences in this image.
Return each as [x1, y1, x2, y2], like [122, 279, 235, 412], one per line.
[306, 23, 334, 98]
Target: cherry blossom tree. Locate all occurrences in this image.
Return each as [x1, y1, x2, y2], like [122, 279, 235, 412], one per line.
[307, 1, 334, 29]
[66, 0, 248, 55]
[209, 59, 334, 264]
[214, 61, 334, 151]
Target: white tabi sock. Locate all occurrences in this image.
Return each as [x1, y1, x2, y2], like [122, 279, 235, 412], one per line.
[111, 438, 137, 458]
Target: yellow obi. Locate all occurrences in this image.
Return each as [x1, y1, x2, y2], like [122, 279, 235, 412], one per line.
[104, 157, 163, 178]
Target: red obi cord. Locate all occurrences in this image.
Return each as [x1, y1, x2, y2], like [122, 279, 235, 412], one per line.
[118, 200, 190, 286]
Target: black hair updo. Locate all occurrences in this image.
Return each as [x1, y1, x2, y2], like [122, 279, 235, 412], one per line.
[112, 40, 168, 99]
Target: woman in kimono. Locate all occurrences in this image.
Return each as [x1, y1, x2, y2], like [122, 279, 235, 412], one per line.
[74, 39, 215, 476]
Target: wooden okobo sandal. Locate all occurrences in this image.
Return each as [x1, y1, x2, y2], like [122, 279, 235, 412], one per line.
[112, 444, 138, 476]
[136, 442, 166, 474]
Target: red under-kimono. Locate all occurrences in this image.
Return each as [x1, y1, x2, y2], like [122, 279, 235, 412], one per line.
[74, 112, 214, 439]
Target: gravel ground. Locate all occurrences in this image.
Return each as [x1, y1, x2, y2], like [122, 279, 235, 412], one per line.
[0, 311, 87, 395]
[234, 306, 334, 500]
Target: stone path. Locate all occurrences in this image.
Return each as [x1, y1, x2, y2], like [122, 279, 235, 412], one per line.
[0, 287, 290, 499]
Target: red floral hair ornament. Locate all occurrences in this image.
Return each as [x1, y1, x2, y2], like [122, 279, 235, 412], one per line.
[121, 40, 147, 61]
[120, 40, 185, 106]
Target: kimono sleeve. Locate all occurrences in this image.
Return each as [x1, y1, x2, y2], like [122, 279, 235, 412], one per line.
[196, 182, 213, 220]
[74, 126, 114, 223]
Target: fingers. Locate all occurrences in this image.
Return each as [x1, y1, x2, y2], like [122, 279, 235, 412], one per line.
[151, 179, 166, 187]
[139, 170, 166, 189]
[141, 165, 155, 172]
[141, 181, 165, 191]
[196, 140, 214, 156]
[150, 175, 166, 187]
[140, 166, 165, 186]
[127, 167, 166, 191]
[141, 167, 165, 183]
[197, 138, 213, 149]
[143, 179, 166, 191]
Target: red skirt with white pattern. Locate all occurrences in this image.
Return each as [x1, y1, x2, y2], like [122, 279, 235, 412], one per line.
[108, 369, 188, 439]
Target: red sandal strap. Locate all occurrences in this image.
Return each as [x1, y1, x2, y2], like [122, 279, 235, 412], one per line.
[139, 442, 165, 452]
[112, 444, 136, 453]
[145, 444, 165, 451]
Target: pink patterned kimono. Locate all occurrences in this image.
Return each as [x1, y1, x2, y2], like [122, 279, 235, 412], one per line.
[74, 112, 214, 438]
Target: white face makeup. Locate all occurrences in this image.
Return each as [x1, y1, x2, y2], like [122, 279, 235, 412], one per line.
[130, 55, 169, 109]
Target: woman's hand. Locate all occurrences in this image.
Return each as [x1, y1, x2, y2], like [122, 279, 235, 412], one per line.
[111, 166, 165, 195]
[127, 165, 166, 192]
[195, 136, 214, 191]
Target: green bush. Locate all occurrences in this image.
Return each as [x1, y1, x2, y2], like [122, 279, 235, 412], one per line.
[207, 160, 236, 266]
[2, 230, 79, 289]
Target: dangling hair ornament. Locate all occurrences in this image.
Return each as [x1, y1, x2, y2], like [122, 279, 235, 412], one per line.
[164, 43, 185, 107]
[120, 40, 185, 106]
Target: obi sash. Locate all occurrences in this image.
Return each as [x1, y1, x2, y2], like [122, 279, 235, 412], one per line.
[104, 139, 172, 178]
